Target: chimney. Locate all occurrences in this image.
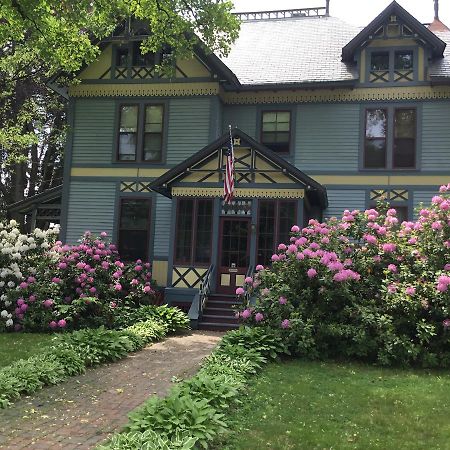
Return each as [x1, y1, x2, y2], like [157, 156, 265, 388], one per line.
[326, 0, 330, 16]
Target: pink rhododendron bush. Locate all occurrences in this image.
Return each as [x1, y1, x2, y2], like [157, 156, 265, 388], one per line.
[238, 186, 450, 367]
[0, 222, 156, 332]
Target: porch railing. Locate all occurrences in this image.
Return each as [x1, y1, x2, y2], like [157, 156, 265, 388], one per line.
[198, 264, 215, 319]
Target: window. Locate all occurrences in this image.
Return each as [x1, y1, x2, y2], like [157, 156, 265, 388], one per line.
[132, 42, 155, 66]
[363, 106, 416, 170]
[175, 199, 213, 265]
[394, 109, 416, 168]
[117, 103, 164, 162]
[364, 109, 387, 169]
[118, 105, 138, 161]
[261, 111, 291, 153]
[116, 47, 129, 67]
[257, 200, 297, 265]
[368, 48, 416, 83]
[371, 52, 389, 71]
[118, 199, 151, 262]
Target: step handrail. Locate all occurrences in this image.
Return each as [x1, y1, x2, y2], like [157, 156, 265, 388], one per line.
[198, 264, 215, 319]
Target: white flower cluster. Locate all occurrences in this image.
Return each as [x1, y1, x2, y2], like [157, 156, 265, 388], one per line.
[0, 220, 60, 330]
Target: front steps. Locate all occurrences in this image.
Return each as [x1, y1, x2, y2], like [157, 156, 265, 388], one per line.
[198, 294, 242, 330]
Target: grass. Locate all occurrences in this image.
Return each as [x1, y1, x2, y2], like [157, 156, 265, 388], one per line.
[0, 333, 53, 369]
[217, 359, 450, 450]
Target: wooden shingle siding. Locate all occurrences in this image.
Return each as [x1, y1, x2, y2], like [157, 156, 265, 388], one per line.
[323, 189, 366, 220]
[222, 105, 257, 138]
[166, 98, 212, 164]
[65, 181, 116, 243]
[72, 99, 115, 165]
[153, 195, 173, 257]
[295, 104, 360, 171]
[422, 101, 450, 171]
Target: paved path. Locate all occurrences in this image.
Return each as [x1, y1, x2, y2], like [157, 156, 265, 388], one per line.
[0, 331, 223, 450]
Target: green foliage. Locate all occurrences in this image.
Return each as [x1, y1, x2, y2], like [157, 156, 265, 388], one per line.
[237, 189, 450, 367]
[97, 429, 197, 450]
[0, 316, 171, 408]
[112, 305, 190, 333]
[219, 327, 290, 360]
[127, 395, 227, 448]
[58, 327, 135, 366]
[0, 351, 69, 407]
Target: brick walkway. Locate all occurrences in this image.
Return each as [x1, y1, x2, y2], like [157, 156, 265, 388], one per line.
[0, 331, 223, 450]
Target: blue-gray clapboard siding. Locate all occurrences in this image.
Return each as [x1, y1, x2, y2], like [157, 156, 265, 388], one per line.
[166, 98, 213, 164]
[153, 195, 173, 258]
[65, 181, 116, 243]
[421, 101, 450, 171]
[295, 104, 360, 172]
[72, 99, 116, 165]
[323, 189, 366, 219]
[222, 105, 257, 138]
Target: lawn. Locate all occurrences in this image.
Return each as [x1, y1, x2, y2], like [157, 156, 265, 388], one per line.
[0, 333, 53, 369]
[217, 359, 450, 450]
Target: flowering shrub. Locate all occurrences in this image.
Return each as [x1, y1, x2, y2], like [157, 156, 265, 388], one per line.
[237, 185, 450, 367]
[0, 223, 157, 332]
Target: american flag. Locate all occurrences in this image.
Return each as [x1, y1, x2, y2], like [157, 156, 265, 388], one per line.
[224, 125, 235, 204]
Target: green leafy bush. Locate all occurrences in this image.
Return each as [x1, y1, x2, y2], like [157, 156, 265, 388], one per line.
[127, 394, 227, 449]
[113, 305, 190, 333]
[97, 429, 196, 450]
[219, 327, 289, 360]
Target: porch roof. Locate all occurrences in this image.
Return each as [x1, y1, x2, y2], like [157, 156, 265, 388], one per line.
[150, 128, 328, 209]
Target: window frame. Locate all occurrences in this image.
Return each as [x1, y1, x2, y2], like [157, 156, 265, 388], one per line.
[365, 46, 419, 85]
[256, 199, 297, 266]
[259, 109, 293, 155]
[115, 101, 167, 164]
[360, 103, 420, 172]
[174, 198, 214, 267]
[117, 197, 152, 262]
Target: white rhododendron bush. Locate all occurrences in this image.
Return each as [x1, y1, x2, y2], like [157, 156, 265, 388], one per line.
[0, 221, 156, 332]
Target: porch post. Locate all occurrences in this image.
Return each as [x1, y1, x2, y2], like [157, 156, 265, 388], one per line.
[167, 199, 177, 287]
[210, 197, 221, 288]
[249, 199, 258, 269]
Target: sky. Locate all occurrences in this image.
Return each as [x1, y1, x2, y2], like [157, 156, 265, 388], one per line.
[231, 1, 450, 27]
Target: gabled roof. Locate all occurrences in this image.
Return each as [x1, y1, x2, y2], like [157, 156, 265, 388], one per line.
[7, 185, 63, 214]
[150, 128, 328, 208]
[342, 1, 447, 62]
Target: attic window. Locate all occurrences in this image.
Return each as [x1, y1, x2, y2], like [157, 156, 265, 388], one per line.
[132, 42, 155, 66]
[369, 49, 415, 83]
[116, 47, 129, 67]
[371, 52, 389, 71]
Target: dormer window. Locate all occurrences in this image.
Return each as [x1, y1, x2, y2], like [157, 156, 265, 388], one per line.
[132, 42, 155, 66]
[368, 48, 415, 83]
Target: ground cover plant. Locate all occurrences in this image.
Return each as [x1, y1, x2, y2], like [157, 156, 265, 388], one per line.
[0, 223, 157, 332]
[97, 327, 285, 450]
[237, 185, 450, 367]
[214, 359, 450, 450]
[0, 305, 189, 408]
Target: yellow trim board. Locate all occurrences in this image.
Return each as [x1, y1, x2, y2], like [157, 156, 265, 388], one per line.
[71, 168, 167, 177]
[221, 85, 450, 105]
[69, 82, 220, 97]
[152, 260, 168, 287]
[313, 175, 447, 186]
[172, 187, 305, 198]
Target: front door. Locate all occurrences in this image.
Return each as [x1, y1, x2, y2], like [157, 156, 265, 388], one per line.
[217, 217, 251, 294]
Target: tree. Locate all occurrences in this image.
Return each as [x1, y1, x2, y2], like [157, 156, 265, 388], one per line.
[0, 0, 239, 216]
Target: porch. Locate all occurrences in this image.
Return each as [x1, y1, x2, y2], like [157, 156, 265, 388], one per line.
[150, 128, 328, 328]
